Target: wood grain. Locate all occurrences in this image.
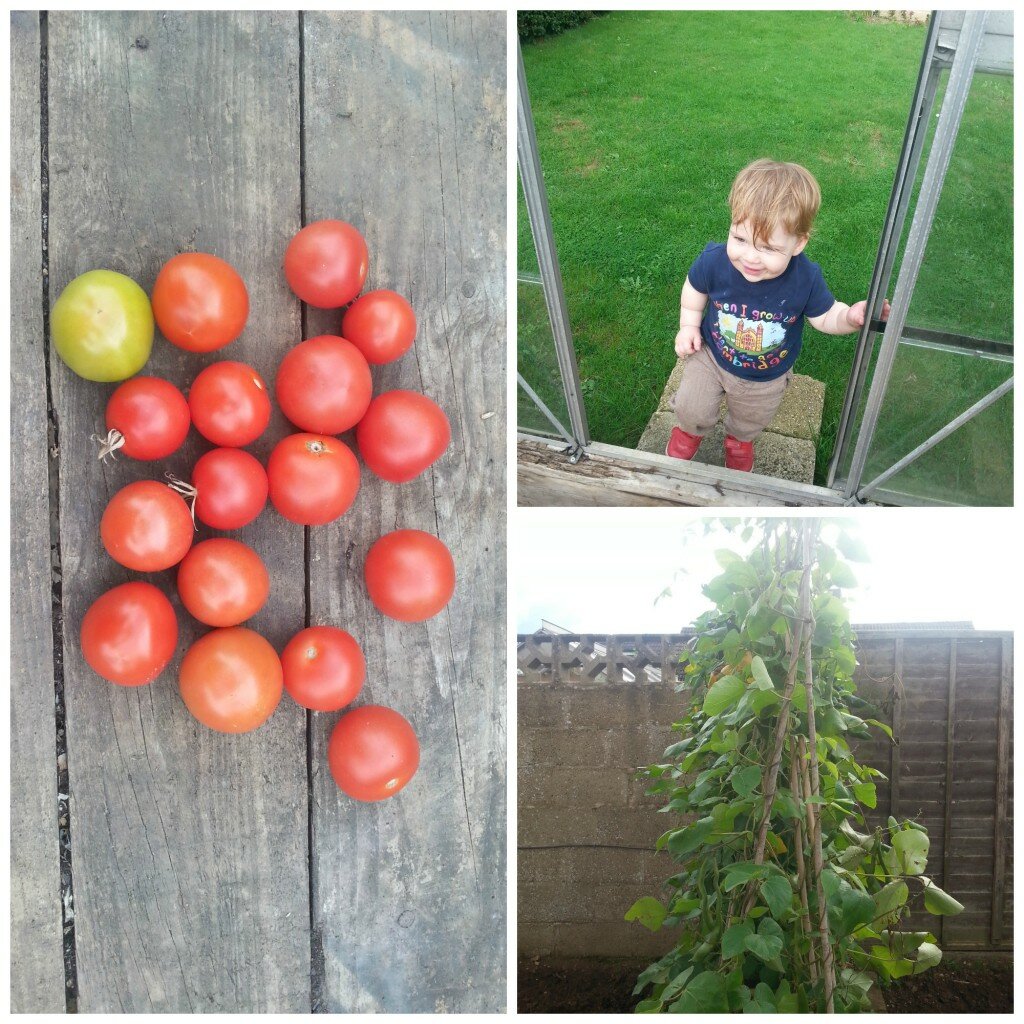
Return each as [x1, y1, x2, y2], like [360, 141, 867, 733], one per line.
[46, 12, 309, 1011]
[302, 12, 506, 1012]
[9, 11, 67, 1012]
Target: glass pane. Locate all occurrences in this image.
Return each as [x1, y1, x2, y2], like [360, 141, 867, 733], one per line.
[868, 386, 1013, 506]
[860, 342, 1012, 505]
[517, 278, 572, 438]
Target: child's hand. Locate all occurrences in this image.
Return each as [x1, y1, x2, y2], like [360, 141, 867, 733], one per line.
[675, 325, 702, 357]
[847, 298, 891, 328]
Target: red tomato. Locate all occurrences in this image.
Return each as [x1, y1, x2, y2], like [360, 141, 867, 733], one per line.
[364, 529, 455, 622]
[188, 360, 271, 447]
[80, 582, 178, 686]
[179, 627, 282, 733]
[176, 538, 270, 627]
[267, 433, 360, 526]
[100, 480, 194, 571]
[152, 252, 249, 352]
[281, 626, 365, 712]
[283, 219, 368, 308]
[356, 390, 451, 483]
[192, 447, 268, 530]
[341, 290, 416, 365]
[275, 335, 372, 434]
[101, 376, 190, 460]
[328, 705, 420, 801]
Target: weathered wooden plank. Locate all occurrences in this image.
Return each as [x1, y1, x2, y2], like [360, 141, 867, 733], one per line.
[47, 12, 309, 1011]
[302, 12, 506, 1012]
[941, 639, 956, 945]
[10, 10, 68, 1013]
[518, 438, 848, 507]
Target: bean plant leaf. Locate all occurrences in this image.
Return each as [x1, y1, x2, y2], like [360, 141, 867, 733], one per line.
[893, 828, 929, 875]
[750, 656, 773, 690]
[921, 878, 965, 916]
[625, 897, 667, 932]
[744, 918, 784, 962]
[852, 782, 877, 809]
[667, 817, 714, 857]
[912, 942, 942, 975]
[837, 530, 870, 562]
[761, 874, 794, 919]
[722, 921, 754, 959]
[668, 970, 728, 1013]
[722, 861, 767, 891]
[660, 965, 694, 1003]
[873, 881, 909, 929]
[702, 675, 745, 717]
[731, 765, 762, 798]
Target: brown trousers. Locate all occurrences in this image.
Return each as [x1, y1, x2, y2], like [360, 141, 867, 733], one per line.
[671, 345, 793, 442]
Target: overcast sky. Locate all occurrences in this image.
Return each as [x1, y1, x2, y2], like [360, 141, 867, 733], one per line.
[514, 509, 1017, 634]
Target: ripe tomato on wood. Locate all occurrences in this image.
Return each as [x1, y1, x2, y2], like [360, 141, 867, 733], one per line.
[179, 627, 282, 733]
[267, 433, 360, 526]
[100, 480, 194, 571]
[188, 360, 271, 448]
[152, 252, 249, 353]
[356, 390, 451, 483]
[364, 529, 455, 622]
[281, 626, 365, 712]
[275, 335, 372, 434]
[192, 447, 268, 530]
[80, 582, 178, 686]
[283, 219, 368, 308]
[52, 269, 154, 382]
[100, 376, 190, 461]
[341, 289, 416, 365]
[328, 705, 420, 801]
[176, 538, 270, 627]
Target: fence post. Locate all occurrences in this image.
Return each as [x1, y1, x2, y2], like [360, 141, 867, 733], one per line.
[890, 639, 903, 819]
[991, 635, 1011, 945]
[941, 639, 957, 946]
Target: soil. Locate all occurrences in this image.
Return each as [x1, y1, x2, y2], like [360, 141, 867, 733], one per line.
[517, 955, 1013, 1014]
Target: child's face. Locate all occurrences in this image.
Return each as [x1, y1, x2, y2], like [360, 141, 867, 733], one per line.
[726, 220, 808, 283]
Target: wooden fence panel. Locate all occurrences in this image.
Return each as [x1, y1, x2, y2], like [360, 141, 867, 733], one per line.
[517, 630, 1013, 954]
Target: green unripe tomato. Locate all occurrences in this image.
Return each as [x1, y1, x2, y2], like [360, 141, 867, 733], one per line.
[51, 269, 154, 382]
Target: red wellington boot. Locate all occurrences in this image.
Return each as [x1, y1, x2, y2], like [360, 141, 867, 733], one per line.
[724, 434, 755, 472]
[666, 427, 703, 460]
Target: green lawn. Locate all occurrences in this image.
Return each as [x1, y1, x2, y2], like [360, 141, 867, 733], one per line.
[518, 10, 1013, 495]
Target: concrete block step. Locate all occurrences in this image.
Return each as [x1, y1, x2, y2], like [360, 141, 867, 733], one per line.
[637, 356, 826, 485]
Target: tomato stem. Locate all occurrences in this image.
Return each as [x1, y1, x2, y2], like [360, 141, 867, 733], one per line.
[164, 472, 199, 529]
[92, 428, 126, 462]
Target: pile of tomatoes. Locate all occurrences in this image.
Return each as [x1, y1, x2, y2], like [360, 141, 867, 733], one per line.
[61, 220, 453, 802]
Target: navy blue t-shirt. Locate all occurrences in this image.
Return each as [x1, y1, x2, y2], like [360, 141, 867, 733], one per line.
[687, 242, 835, 381]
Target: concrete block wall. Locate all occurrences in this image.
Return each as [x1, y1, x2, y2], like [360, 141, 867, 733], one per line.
[518, 679, 687, 958]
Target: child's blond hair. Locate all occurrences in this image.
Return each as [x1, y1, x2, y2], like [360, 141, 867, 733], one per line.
[729, 159, 821, 246]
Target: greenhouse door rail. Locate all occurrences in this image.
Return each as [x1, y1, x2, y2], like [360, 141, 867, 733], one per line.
[830, 9, 1014, 505]
[516, 38, 589, 453]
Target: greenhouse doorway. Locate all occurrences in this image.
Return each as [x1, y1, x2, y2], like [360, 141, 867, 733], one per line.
[517, 11, 1013, 507]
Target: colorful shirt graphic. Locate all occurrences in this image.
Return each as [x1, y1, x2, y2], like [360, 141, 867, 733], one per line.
[686, 242, 835, 381]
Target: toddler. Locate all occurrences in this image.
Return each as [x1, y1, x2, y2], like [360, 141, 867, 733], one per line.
[667, 159, 888, 471]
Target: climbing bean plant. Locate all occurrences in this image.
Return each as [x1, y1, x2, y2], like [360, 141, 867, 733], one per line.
[626, 519, 963, 1013]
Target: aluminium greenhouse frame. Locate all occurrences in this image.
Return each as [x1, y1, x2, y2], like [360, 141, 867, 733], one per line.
[517, 11, 1013, 507]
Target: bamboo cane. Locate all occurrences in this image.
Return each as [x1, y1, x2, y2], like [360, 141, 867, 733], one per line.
[802, 590, 836, 1013]
[740, 523, 816, 919]
[791, 744, 819, 983]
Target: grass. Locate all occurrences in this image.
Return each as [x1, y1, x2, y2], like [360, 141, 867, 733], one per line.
[518, 10, 1013, 495]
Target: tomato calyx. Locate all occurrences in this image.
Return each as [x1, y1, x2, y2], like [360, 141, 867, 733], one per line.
[93, 427, 127, 462]
[164, 472, 199, 528]
[306, 439, 327, 455]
